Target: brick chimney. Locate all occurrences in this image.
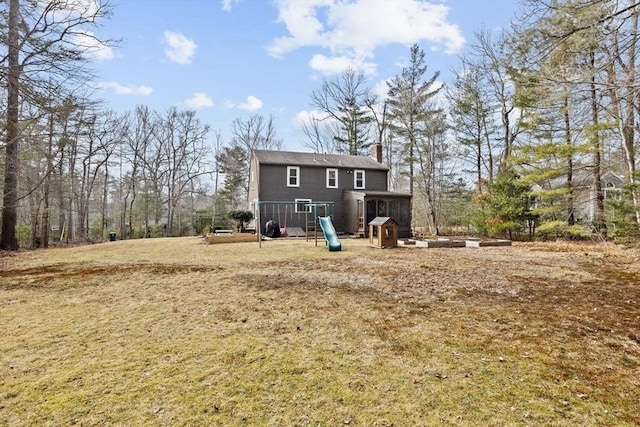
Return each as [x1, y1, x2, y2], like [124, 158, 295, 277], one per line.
[370, 143, 383, 163]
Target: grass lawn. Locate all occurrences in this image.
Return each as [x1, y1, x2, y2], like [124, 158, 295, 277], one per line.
[1, 237, 639, 426]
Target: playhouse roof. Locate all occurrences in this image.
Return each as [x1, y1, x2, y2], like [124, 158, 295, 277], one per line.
[368, 216, 398, 226]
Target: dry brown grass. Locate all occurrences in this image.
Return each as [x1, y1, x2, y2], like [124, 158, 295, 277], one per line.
[1, 237, 639, 426]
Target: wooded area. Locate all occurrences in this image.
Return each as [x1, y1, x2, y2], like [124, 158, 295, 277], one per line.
[2, 0, 640, 250]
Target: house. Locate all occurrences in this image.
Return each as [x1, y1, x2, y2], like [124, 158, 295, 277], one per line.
[532, 170, 625, 223]
[580, 171, 625, 222]
[248, 145, 412, 237]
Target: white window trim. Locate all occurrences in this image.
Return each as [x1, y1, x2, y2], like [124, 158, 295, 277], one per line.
[295, 198, 312, 213]
[354, 169, 365, 189]
[287, 166, 300, 187]
[326, 168, 338, 189]
[604, 187, 622, 200]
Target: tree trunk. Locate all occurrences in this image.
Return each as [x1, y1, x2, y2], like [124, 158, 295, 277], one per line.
[102, 166, 109, 240]
[626, 7, 640, 227]
[610, 9, 640, 227]
[590, 51, 606, 236]
[564, 95, 575, 226]
[66, 134, 78, 244]
[0, 0, 21, 250]
[41, 112, 56, 248]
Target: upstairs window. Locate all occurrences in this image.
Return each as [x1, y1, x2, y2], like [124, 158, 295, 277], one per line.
[287, 166, 300, 187]
[326, 168, 338, 188]
[354, 169, 365, 189]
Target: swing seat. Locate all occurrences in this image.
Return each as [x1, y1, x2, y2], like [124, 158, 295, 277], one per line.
[280, 227, 287, 236]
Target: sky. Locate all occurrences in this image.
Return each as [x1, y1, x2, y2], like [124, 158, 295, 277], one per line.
[90, 0, 520, 152]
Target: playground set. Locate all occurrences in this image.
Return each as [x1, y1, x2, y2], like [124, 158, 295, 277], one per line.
[254, 200, 510, 251]
[255, 200, 342, 251]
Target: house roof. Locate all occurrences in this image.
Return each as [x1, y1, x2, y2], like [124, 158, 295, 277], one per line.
[542, 170, 625, 190]
[252, 149, 389, 171]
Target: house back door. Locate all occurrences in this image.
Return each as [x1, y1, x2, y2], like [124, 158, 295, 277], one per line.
[366, 199, 377, 226]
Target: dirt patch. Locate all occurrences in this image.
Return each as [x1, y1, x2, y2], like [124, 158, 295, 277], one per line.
[0, 263, 225, 290]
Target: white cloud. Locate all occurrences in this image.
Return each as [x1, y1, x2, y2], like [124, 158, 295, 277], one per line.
[185, 92, 214, 109]
[268, 0, 465, 75]
[226, 95, 263, 111]
[63, 0, 99, 15]
[429, 79, 447, 105]
[293, 109, 335, 130]
[309, 54, 375, 75]
[164, 31, 197, 64]
[41, 0, 100, 20]
[372, 78, 392, 100]
[70, 29, 114, 61]
[39, 1, 112, 60]
[95, 81, 153, 96]
[221, 0, 240, 12]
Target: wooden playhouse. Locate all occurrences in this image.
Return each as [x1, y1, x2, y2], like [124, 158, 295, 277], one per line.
[368, 216, 398, 248]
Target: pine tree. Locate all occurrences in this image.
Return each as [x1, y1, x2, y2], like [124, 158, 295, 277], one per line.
[386, 44, 442, 195]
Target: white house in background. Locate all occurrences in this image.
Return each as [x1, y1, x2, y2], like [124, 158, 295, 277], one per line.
[532, 170, 625, 223]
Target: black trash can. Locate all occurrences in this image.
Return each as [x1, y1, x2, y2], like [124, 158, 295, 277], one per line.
[109, 232, 116, 242]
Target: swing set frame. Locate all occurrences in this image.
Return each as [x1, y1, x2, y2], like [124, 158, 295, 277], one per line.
[255, 200, 335, 248]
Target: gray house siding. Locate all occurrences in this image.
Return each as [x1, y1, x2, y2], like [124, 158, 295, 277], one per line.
[252, 162, 387, 233]
[248, 154, 260, 207]
[249, 149, 411, 237]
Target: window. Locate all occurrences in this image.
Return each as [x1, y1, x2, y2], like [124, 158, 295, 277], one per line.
[326, 168, 338, 188]
[295, 198, 312, 213]
[287, 166, 300, 187]
[354, 169, 365, 189]
[604, 182, 622, 200]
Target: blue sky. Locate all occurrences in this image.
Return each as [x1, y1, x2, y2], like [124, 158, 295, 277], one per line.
[91, 0, 519, 152]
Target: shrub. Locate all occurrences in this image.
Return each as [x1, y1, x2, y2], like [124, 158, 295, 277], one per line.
[228, 210, 254, 232]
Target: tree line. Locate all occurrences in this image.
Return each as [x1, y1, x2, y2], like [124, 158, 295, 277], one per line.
[296, 1, 640, 242]
[3, 0, 640, 250]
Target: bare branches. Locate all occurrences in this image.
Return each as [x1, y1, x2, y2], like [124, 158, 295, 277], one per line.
[230, 114, 282, 151]
[309, 68, 374, 155]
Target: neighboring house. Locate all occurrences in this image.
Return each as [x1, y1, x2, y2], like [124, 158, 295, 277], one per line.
[248, 145, 412, 237]
[532, 170, 625, 223]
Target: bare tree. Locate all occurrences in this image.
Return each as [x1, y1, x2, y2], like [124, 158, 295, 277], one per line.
[1, 0, 21, 249]
[310, 68, 373, 155]
[230, 113, 282, 152]
[77, 109, 121, 240]
[300, 113, 342, 154]
[414, 107, 449, 234]
[0, 0, 114, 250]
[218, 114, 283, 209]
[605, 5, 640, 226]
[469, 30, 524, 171]
[448, 57, 499, 192]
[120, 105, 154, 239]
[151, 108, 212, 236]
